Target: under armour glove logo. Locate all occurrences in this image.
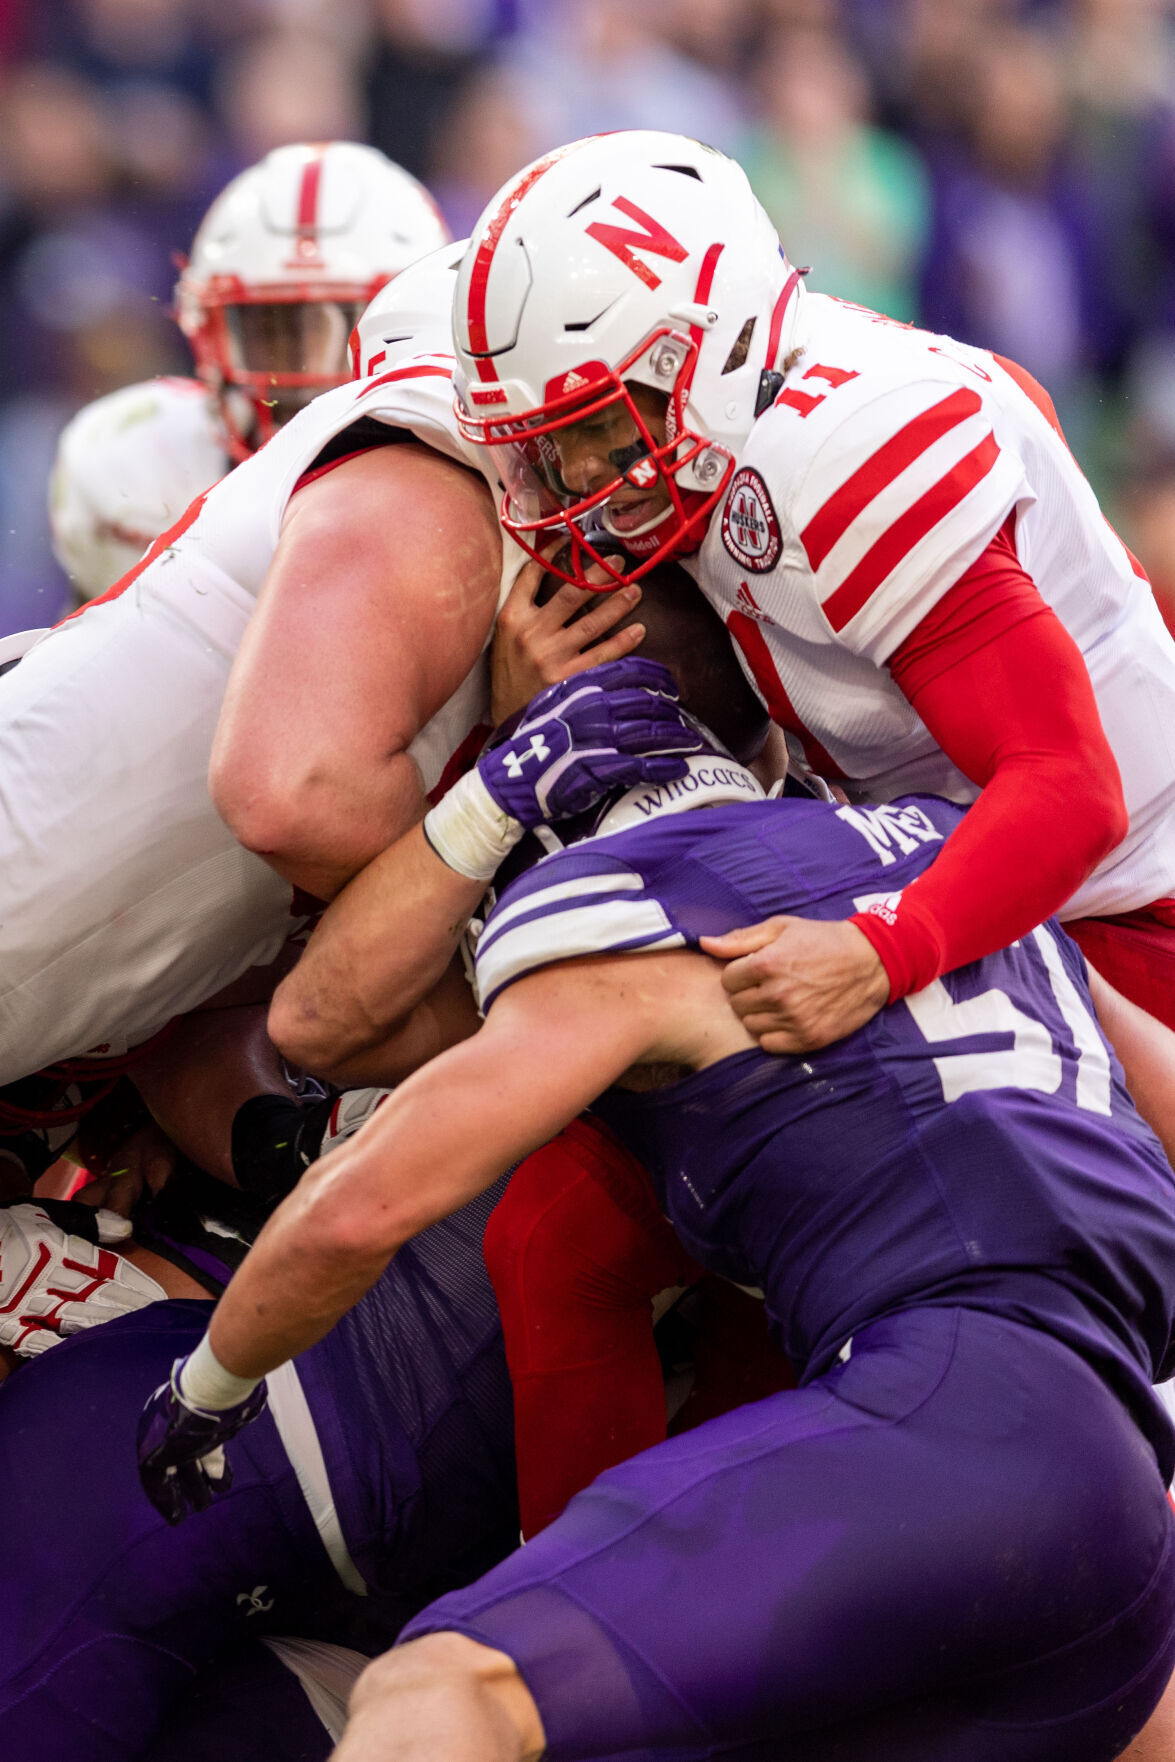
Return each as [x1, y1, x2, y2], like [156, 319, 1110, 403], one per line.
[479, 657, 704, 827]
[503, 733, 553, 776]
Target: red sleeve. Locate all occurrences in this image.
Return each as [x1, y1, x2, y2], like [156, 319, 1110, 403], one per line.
[482, 1119, 698, 1537]
[848, 525, 1128, 999]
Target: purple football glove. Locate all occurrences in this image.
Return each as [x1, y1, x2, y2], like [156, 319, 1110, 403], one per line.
[478, 658, 702, 826]
[137, 1360, 268, 1525]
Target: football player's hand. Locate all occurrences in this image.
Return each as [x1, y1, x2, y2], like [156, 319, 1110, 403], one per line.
[491, 557, 645, 723]
[480, 658, 702, 827]
[137, 1362, 268, 1525]
[426, 659, 703, 881]
[700, 917, 890, 1054]
[0, 1201, 167, 1356]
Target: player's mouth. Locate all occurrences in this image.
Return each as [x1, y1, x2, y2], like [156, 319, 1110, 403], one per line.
[603, 489, 671, 535]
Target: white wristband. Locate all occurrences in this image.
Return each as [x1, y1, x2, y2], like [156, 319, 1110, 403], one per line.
[422, 766, 524, 882]
[178, 1332, 263, 1413]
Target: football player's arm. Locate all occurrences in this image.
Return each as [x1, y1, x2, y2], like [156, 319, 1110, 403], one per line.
[207, 957, 661, 1379]
[210, 444, 502, 902]
[848, 544, 1127, 999]
[267, 824, 485, 1082]
[267, 657, 699, 1081]
[1087, 966, 1175, 1167]
[706, 530, 1128, 1050]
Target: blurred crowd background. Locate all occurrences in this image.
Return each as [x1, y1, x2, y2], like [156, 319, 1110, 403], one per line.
[4, 0, 1175, 632]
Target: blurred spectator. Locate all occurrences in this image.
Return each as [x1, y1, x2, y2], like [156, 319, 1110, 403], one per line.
[1118, 469, 1175, 639]
[33, 0, 218, 109]
[493, 0, 744, 157]
[0, 61, 188, 631]
[427, 62, 543, 235]
[214, 29, 365, 164]
[364, 0, 509, 182]
[1065, 0, 1175, 120]
[660, 0, 756, 81]
[918, 25, 1102, 410]
[740, 27, 930, 319]
[3, 0, 1175, 635]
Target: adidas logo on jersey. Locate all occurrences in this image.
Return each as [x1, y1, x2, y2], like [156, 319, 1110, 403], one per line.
[735, 581, 773, 624]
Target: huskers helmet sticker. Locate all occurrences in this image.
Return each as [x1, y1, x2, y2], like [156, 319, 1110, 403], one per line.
[721, 468, 782, 572]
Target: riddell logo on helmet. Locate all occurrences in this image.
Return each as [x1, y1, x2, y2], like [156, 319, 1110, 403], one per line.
[721, 469, 781, 572]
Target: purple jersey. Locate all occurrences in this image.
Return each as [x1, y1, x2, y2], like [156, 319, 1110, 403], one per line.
[477, 795, 1175, 1472]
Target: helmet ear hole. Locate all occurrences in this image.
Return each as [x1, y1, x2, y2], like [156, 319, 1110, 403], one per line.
[721, 318, 756, 375]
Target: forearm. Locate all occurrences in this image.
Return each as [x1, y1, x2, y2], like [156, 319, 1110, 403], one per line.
[854, 748, 1120, 998]
[855, 601, 1126, 998]
[210, 975, 651, 1382]
[306, 958, 481, 1088]
[207, 1178, 395, 1379]
[269, 826, 485, 1072]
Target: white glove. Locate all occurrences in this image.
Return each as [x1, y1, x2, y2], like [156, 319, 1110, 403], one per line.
[0, 1202, 167, 1357]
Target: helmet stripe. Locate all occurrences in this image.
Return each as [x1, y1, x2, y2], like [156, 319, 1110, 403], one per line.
[466, 148, 575, 382]
[688, 241, 724, 348]
[296, 148, 325, 240]
[765, 265, 803, 370]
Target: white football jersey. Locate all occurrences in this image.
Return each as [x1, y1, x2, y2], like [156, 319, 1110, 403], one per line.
[48, 378, 229, 600]
[0, 352, 522, 1083]
[692, 291, 1175, 921]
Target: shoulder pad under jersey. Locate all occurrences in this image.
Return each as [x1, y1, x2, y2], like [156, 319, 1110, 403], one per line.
[736, 302, 1030, 663]
[475, 838, 687, 1013]
[49, 378, 228, 598]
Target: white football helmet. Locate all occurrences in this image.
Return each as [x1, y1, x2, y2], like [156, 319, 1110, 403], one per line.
[350, 239, 468, 379]
[452, 132, 803, 587]
[177, 141, 450, 459]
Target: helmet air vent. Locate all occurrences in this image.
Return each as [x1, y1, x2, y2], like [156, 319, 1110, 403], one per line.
[721, 318, 756, 374]
[567, 187, 602, 217]
[564, 301, 617, 333]
[653, 164, 703, 180]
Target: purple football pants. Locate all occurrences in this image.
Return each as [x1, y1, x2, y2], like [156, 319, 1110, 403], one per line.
[403, 1306, 1175, 1761]
[0, 1303, 353, 1762]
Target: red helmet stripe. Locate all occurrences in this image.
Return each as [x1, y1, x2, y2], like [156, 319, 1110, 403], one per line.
[765, 266, 802, 370]
[296, 148, 325, 239]
[466, 150, 568, 382]
[688, 241, 724, 350]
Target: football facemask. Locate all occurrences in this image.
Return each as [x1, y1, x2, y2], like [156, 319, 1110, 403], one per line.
[458, 325, 736, 591]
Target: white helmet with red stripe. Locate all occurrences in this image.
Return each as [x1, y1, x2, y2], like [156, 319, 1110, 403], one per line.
[177, 141, 450, 459]
[350, 239, 468, 380]
[452, 132, 803, 587]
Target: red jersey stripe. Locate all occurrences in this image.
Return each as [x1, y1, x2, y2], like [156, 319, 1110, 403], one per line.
[822, 430, 1001, 634]
[360, 362, 453, 397]
[801, 386, 983, 573]
[55, 490, 210, 626]
[726, 609, 846, 779]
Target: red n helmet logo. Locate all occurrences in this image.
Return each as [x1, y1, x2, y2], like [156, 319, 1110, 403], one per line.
[586, 197, 688, 291]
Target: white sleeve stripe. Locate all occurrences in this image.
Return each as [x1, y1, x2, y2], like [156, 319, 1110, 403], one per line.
[476, 899, 683, 1007]
[478, 870, 644, 948]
